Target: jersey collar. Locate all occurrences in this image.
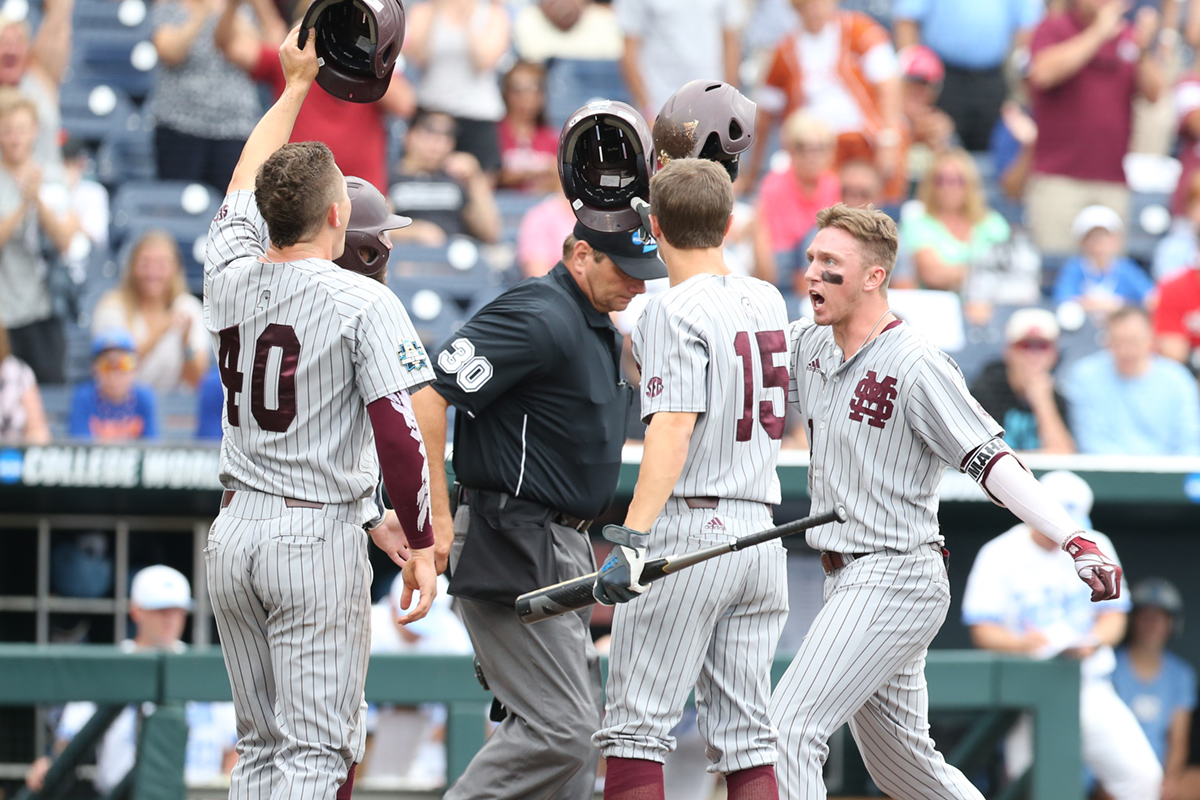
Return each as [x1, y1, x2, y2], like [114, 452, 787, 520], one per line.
[550, 262, 617, 331]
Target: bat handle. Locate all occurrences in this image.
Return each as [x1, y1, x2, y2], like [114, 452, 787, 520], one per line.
[516, 573, 598, 624]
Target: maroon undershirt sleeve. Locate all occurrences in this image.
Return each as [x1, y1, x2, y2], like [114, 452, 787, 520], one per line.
[366, 391, 434, 550]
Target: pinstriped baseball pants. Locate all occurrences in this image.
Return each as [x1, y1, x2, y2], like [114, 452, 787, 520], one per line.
[595, 500, 789, 774]
[771, 546, 984, 800]
[206, 490, 373, 800]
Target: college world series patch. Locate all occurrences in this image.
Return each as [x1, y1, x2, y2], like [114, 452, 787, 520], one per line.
[398, 339, 429, 372]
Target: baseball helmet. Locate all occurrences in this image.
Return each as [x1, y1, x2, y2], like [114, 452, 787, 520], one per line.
[334, 176, 411, 279]
[652, 79, 756, 181]
[300, 0, 405, 103]
[559, 100, 655, 233]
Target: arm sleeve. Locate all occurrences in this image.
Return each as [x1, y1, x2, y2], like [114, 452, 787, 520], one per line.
[634, 295, 709, 420]
[429, 291, 557, 416]
[907, 351, 1005, 468]
[204, 191, 269, 279]
[960, 543, 1013, 626]
[366, 391, 433, 549]
[981, 455, 1084, 548]
[349, 291, 436, 404]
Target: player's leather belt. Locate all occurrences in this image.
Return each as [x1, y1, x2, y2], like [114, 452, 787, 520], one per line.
[819, 551, 870, 575]
[220, 490, 323, 510]
[453, 484, 593, 532]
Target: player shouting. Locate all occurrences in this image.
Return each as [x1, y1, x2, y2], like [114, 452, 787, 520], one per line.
[772, 203, 1123, 799]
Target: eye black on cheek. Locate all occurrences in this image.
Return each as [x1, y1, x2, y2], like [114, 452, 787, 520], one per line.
[821, 270, 844, 285]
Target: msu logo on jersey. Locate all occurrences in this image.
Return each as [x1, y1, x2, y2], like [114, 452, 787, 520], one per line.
[848, 371, 898, 429]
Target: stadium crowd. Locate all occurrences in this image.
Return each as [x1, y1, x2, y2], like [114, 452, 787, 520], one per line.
[6, 0, 1200, 796]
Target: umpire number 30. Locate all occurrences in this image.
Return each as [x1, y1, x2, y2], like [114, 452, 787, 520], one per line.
[734, 330, 787, 441]
[438, 338, 493, 392]
[218, 324, 300, 432]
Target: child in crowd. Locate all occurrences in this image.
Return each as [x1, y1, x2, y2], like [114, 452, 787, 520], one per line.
[68, 329, 158, 441]
[1053, 205, 1154, 313]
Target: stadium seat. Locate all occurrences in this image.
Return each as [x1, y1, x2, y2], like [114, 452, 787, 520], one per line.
[73, 0, 152, 35]
[389, 278, 466, 348]
[110, 180, 221, 248]
[37, 384, 74, 437]
[544, 58, 630, 130]
[70, 28, 158, 100]
[60, 82, 141, 145]
[1128, 190, 1172, 270]
[495, 190, 546, 233]
[95, 126, 156, 188]
[386, 241, 509, 303]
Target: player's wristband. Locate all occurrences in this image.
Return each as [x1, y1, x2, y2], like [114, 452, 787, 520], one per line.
[603, 524, 649, 550]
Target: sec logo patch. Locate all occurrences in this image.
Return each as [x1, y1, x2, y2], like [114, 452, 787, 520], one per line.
[646, 376, 663, 398]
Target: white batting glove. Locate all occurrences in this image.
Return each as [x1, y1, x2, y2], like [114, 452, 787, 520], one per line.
[593, 524, 650, 605]
[1064, 534, 1123, 602]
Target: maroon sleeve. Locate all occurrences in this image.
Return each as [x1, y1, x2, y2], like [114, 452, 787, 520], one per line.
[367, 391, 434, 550]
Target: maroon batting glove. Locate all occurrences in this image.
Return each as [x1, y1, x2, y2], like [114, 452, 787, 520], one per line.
[1065, 535, 1123, 602]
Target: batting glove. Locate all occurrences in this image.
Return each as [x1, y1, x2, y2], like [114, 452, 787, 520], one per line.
[1065, 534, 1123, 602]
[593, 524, 650, 606]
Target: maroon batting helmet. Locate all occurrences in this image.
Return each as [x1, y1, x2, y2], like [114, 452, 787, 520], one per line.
[300, 0, 405, 103]
[334, 177, 411, 280]
[652, 80, 756, 181]
[559, 100, 655, 233]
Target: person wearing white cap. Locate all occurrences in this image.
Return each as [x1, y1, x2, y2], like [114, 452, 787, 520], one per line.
[25, 565, 238, 795]
[1053, 205, 1155, 314]
[962, 471, 1162, 800]
[969, 307, 1075, 454]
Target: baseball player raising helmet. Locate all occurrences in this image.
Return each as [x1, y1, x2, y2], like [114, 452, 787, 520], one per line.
[770, 203, 1122, 799]
[203, 26, 437, 800]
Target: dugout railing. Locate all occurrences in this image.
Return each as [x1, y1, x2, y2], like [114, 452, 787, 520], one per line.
[0, 646, 1080, 800]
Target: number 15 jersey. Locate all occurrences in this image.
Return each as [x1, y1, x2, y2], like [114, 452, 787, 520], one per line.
[203, 190, 435, 504]
[633, 274, 789, 505]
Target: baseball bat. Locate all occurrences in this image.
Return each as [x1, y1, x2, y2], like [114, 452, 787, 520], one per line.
[515, 504, 848, 624]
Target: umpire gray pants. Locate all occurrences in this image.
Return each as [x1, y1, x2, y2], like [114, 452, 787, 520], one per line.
[446, 503, 603, 800]
[206, 490, 372, 800]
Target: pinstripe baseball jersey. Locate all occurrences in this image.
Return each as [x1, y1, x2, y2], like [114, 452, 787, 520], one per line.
[788, 318, 1002, 553]
[203, 190, 435, 506]
[633, 274, 789, 505]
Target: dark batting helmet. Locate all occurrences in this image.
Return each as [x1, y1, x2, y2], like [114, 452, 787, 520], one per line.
[559, 100, 654, 233]
[652, 80, 756, 181]
[300, 0, 405, 103]
[334, 177, 411, 280]
[1131, 577, 1185, 635]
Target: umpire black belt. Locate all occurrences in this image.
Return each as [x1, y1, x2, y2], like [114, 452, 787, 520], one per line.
[453, 484, 594, 532]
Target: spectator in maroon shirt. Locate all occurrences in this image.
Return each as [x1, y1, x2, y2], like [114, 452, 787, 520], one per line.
[1024, 0, 1163, 254]
[497, 61, 558, 193]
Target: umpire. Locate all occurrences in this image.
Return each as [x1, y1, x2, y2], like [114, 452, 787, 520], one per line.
[411, 218, 665, 799]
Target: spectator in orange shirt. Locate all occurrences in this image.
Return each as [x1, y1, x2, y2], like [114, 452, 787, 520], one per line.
[745, 0, 905, 200]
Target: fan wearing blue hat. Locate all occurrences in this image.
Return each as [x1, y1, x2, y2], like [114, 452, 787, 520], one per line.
[67, 329, 159, 441]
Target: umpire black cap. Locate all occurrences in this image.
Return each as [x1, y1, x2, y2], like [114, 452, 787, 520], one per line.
[573, 221, 667, 280]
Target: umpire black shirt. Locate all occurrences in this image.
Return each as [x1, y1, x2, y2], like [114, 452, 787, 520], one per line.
[430, 262, 631, 519]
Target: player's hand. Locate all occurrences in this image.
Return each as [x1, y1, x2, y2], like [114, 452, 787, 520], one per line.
[593, 524, 650, 606]
[1065, 534, 1123, 602]
[279, 24, 320, 89]
[397, 545, 437, 624]
[368, 510, 411, 567]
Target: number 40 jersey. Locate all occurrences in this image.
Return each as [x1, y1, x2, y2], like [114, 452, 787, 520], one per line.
[202, 190, 435, 504]
[633, 274, 789, 506]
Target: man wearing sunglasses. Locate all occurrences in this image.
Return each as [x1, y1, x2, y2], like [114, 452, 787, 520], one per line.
[969, 308, 1075, 454]
[67, 329, 159, 441]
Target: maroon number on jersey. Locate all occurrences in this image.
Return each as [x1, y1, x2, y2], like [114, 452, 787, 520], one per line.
[733, 330, 787, 442]
[218, 324, 302, 432]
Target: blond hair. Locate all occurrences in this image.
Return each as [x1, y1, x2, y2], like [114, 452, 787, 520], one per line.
[815, 203, 899, 289]
[0, 85, 35, 122]
[649, 159, 733, 249]
[115, 230, 187, 318]
[782, 109, 834, 149]
[916, 148, 988, 224]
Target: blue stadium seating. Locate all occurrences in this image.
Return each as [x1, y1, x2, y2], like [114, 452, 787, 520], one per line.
[544, 59, 630, 130]
[60, 82, 140, 145]
[389, 278, 466, 348]
[386, 242, 510, 303]
[110, 180, 221, 248]
[70, 28, 157, 100]
[96, 126, 156, 188]
[73, 0, 152, 36]
[495, 190, 546, 233]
